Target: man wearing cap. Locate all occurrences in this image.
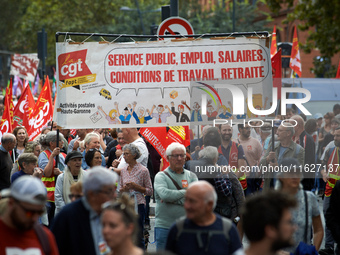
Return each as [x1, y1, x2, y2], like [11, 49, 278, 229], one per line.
[55, 151, 86, 214]
[0, 133, 16, 191]
[51, 166, 118, 255]
[0, 176, 59, 254]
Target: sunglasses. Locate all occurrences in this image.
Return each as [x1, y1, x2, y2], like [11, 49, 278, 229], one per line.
[15, 200, 45, 218]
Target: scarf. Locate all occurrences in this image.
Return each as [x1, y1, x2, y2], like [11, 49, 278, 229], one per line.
[62, 166, 85, 204]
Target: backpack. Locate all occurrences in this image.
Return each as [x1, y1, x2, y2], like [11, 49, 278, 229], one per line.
[175, 216, 232, 252]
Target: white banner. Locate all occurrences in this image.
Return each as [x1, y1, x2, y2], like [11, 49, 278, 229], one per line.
[54, 37, 273, 128]
[10, 53, 39, 82]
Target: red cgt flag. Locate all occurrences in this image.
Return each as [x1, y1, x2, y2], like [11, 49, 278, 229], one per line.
[0, 93, 13, 143]
[271, 49, 282, 99]
[12, 85, 35, 129]
[139, 126, 190, 171]
[28, 76, 53, 141]
[290, 26, 302, 77]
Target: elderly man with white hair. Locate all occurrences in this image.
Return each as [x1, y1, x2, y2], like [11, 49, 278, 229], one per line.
[82, 132, 106, 170]
[51, 166, 119, 255]
[165, 180, 242, 255]
[154, 142, 198, 251]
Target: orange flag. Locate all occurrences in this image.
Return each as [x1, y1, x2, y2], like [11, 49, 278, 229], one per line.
[290, 26, 302, 77]
[12, 85, 35, 129]
[0, 93, 13, 142]
[336, 60, 340, 78]
[270, 25, 277, 59]
[28, 76, 53, 141]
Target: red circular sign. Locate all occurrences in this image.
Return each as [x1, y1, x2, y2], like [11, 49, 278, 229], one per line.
[157, 17, 194, 38]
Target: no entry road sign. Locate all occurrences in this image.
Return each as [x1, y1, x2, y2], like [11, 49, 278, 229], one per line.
[157, 17, 194, 39]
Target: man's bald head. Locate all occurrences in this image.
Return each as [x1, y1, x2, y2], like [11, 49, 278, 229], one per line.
[1, 133, 16, 151]
[187, 181, 217, 209]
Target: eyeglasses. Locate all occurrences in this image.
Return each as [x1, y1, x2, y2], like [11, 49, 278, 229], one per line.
[68, 194, 82, 200]
[15, 200, 45, 218]
[170, 154, 186, 159]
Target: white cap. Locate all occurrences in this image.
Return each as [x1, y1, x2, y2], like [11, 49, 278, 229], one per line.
[2, 176, 47, 205]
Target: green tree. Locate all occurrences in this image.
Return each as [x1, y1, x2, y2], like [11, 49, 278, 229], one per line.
[179, 0, 271, 34]
[265, 0, 340, 58]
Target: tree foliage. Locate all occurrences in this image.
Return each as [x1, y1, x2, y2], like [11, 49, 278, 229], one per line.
[0, 0, 270, 87]
[265, 0, 340, 58]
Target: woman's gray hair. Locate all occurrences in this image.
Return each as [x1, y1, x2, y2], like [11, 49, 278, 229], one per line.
[84, 132, 100, 145]
[83, 166, 118, 196]
[198, 146, 218, 161]
[166, 142, 186, 156]
[123, 143, 141, 159]
[18, 153, 38, 169]
[40, 131, 64, 147]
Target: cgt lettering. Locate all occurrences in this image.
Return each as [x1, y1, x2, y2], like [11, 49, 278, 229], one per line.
[61, 59, 83, 78]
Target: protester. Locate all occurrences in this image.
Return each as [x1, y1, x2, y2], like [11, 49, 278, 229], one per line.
[82, 132, 106, 170]
[85, 148, 103, 168]
[11, 153, 43, 183]
[165, 181, 242, 255]
[319, 112, 334, 145]
[276, 158, 323, 253]
[69, 181, 83, 202]
[189, 146, 244, 237]
[319, 127, 340, 255]
[242, 190, 297, 255]
[102, 193, 143, 255]
[10, 140, 42, 177]
[0, 133, 16, 191]
[154, 142, 198, 250]
[54, 151, 86, 214]
[51, 166, 119, 255]
[325, 181, 340, 255]
[38, 130, 66, 226]
[260, 123, 305, 190]
[12, 126, 29, 162]
[107, 130, 127, 168]
[290, 115, 316, 190]
[120, 143, 153, 249]
[0, 176, 59, 254]
[68, 129, 87, 153]
[218, 123, 248, 193]
[237, 123, 263, 193]
[113, 128, 149, 174]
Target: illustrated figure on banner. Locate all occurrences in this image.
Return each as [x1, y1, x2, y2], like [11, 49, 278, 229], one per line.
[150, 104, 172, 123]
[131, 102, 152, 124]
[218, 104, 232, 120]
[114, 102, 134, 124]
[97, 106, 121, 124]
[206, 100, 219, 121]
[171, 102, 190, 122]
[182, 101, 202, 122]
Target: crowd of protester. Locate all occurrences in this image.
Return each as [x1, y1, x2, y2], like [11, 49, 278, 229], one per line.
[1, 104, 340, 255]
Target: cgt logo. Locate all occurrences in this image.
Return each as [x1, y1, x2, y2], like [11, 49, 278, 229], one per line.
[58, 49, 92, 80]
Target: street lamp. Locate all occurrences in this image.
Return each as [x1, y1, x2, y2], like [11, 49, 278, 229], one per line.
[120, 2, 161, 35]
